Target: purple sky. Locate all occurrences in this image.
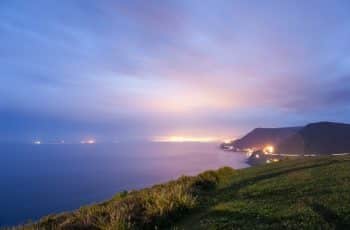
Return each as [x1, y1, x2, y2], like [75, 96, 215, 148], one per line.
[1, 0, 350, 142]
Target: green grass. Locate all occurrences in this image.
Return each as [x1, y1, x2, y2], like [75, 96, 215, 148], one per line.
[12, 156, 350, 229]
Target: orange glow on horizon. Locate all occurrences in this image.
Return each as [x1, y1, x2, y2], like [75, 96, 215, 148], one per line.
[152, 135, 219, 143]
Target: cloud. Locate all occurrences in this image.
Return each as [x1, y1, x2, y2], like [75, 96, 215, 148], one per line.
[2, 0, 350, 141]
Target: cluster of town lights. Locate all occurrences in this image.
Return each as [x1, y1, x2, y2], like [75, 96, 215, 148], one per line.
[263, 145, 275, 154]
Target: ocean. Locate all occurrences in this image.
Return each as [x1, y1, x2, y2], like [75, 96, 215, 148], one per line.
[0, 142, 248, 226]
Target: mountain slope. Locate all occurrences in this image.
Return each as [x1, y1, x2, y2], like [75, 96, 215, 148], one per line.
[277, 122, 350, 155]
[232, 127, 301, 150]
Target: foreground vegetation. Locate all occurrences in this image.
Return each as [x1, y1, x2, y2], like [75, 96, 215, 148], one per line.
[13, 155, 350, 229]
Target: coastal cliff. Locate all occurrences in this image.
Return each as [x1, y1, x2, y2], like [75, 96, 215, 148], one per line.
[230, 127, 301, 151]
[224, 121, 350, 156]
[277, 122, 350, 155]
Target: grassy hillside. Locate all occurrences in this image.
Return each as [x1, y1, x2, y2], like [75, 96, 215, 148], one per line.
[13, 156, 350, 229]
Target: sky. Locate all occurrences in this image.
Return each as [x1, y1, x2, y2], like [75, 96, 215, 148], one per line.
[1, 0, 350, 143]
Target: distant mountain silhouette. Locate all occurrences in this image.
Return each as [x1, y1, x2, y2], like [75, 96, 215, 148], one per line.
[277, 122, 350, 155]
[232, 127, 301, 150]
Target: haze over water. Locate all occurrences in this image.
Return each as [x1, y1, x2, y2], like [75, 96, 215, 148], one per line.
[0, 142, 248, 226]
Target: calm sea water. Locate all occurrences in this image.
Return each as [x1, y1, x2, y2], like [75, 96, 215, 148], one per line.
[0, 142, 248, 226]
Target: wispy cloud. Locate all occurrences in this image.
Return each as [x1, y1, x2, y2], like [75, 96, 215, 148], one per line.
[2, 0, 350, 141]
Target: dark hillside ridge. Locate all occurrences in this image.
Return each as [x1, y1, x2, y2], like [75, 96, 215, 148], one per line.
[232, 127, 301, 150]
[277, 122, 350, 155]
